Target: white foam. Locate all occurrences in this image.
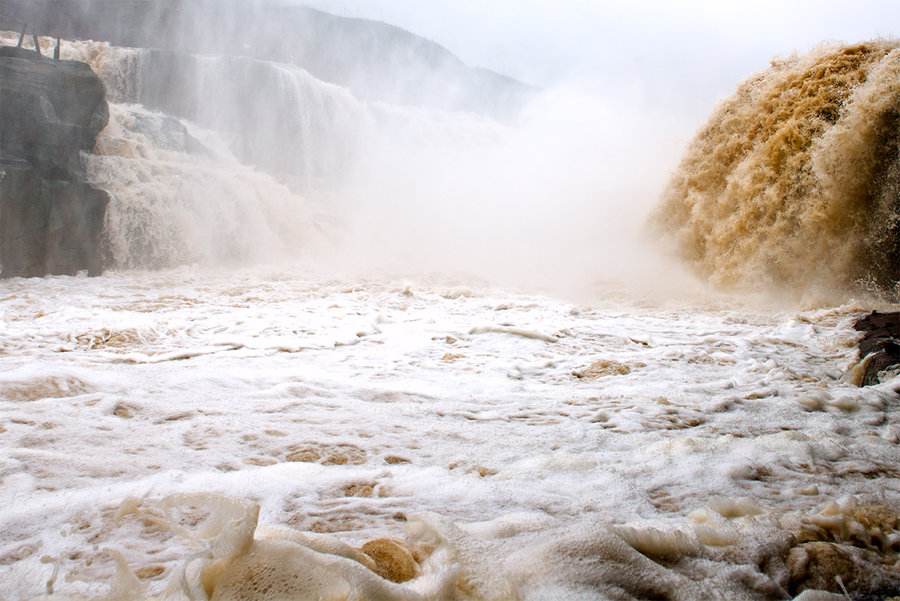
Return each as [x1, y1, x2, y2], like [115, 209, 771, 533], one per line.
[1, 269, 898, 598]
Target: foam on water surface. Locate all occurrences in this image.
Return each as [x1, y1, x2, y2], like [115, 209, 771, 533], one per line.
[1, 269, 899, 599]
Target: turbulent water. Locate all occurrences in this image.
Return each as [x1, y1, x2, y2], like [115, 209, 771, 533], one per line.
[2, 31, 900, 601]
[1, 269, 899, 600]
[654, 42, 900, 295]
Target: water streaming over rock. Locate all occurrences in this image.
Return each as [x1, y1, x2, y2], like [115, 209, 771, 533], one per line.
[1, 34, 503, 270]
[653, 42, 900, 295]
[86, 104, 327, 269]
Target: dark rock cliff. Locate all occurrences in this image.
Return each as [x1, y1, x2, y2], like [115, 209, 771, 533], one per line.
[0, 45, 109, 277]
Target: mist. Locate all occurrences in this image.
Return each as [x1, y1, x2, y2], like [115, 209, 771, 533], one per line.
[300, 1, 900, 114]
[297, 0, 900, 296]
[325, 85, 690, 295]
[6, 0, 895, 296]
[279, 0, 898, 295]
[0, 0, 708, 296]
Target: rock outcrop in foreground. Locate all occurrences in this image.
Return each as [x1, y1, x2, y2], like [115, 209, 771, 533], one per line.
[854, 311, 900, 386]
[0, 45, 109, 277]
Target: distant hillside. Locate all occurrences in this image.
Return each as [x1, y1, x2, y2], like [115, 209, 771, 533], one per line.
[0, 0, 534, 118]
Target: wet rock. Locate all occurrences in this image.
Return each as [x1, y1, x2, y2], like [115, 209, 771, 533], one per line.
[360, 538, 418, 583]
[0, 46, 109, 277]
[0, 47, 108, 170]
[0, 166, 108, 276]
[853, 311, 900, 386]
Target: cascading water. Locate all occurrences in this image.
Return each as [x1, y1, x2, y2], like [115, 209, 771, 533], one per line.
[653, 42, 900, 295]
[1, 33, 505, 270]
[86, 104, 326, 269]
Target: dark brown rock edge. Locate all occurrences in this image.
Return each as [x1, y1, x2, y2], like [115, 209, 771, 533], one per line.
[854, 311, 900, 386]
[0, 45, 109, 278]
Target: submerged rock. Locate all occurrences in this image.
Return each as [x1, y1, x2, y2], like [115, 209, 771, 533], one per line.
[0, 45, 109, 277]
[853, 311, 900, 386]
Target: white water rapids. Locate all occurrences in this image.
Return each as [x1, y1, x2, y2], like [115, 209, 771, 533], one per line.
[1, 268, 899, 599]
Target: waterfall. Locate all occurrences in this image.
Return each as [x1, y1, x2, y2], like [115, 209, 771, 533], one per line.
[653, 42, 900, 293]
[33, 36, 505, 269]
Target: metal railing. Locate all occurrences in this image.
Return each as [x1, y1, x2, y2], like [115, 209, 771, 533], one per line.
[0, 15, 64, 60]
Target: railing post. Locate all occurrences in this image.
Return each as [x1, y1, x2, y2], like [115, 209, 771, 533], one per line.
[31, 32, 41, 56]
[54, 37, 60, 60]
[17, 23, 27, 47]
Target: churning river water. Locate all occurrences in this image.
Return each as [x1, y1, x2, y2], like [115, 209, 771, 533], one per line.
[1, 268, 898, 599]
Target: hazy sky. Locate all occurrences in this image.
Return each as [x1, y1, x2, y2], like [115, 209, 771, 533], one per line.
[300, 1, 899, 118]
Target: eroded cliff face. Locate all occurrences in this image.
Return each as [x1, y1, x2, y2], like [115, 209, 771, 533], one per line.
[0, 45, 109, 277]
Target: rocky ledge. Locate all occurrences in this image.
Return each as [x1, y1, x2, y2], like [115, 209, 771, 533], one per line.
[0, 45, 109, 277]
